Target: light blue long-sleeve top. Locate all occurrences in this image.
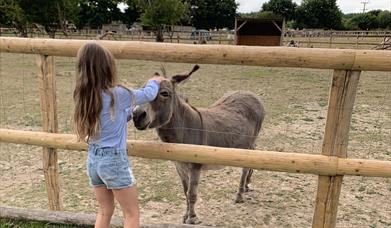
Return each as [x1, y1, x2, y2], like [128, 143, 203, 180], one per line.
[89, 80, 159, 149]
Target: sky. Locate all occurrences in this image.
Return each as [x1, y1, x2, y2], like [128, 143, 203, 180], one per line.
[237, 0, 391, 14]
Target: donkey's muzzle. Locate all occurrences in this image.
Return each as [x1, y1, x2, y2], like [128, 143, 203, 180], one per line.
[132, 107, 149, 130]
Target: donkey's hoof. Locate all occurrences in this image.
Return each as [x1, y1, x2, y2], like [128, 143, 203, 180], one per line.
[245, 187, 253, 192]
[186, 216, 201, 224]
[235, 195, 244, 203]
[182, 214, 188, 223]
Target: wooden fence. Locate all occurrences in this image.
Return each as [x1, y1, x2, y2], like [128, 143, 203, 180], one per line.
[0, 37, 391, 228]
[2, 28, 390, 48]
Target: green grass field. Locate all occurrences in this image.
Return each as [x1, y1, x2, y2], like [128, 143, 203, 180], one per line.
[0, 218, 88, 228]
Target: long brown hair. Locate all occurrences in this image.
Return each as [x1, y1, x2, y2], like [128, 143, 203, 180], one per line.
[73, 42, 116, 142]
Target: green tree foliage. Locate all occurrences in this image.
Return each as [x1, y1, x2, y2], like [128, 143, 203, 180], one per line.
[2, 0, 389, 36]
[238, 11, 281, 23]
[122, 0, 141, 27]
[258, 11, 278, 18]
[367, 10, 382, 17]
[238, 11, 260, 18]
[346, 12, 378, 30]
[377, 10, 391, 29]
[189, 0, 237, 29]
[342, 10, 390, 30]
[261, 0, 296, 20]
[18, 0, 78, 38]
[0, 0, 27, 36]
[76, 0, 123, 29]
[137, 0, 189, 42]
[294, 0, 342, 29]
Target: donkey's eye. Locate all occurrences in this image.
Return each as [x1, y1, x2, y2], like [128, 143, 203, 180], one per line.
[160, 91, 170, 97]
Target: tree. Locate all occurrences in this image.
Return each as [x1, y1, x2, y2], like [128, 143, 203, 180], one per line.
[258, 11, 278, 18]
[121, 0, 141, 27]
[261, 0, 296, 20]
[137, 0, 189, 42]
[189, 0, 237, 29]
[0, 0, 28, 36]
[367, 9, 382, 17]
[18, 0, 78, 38]
[238, 12, 260, 18]
[76, 0, 123, 29]
[348, 12, 378, 30]
[294, 0, 342, 29]
[377, 10, 391, 29]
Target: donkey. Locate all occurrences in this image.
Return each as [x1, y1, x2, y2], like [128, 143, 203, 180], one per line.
[132, 65, 265, 224]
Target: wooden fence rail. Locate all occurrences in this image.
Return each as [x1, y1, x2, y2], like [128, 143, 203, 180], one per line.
[0, 129, 391, 178]
[1, 37, 391, 71]
[0, 37, 390, 228]
[0, 205, 208, 228]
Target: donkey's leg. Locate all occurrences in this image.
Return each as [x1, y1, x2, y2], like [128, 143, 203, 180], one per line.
[181, 178, 190, 223]
[245, 168, 254, 192]
[186, 163, 202, 224]
[245, 145, 256, 192]
[175, 164, 190, 223]
[235, 168, 251, 203]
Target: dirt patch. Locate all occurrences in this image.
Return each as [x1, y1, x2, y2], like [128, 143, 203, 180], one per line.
[0, 53, 390, 227]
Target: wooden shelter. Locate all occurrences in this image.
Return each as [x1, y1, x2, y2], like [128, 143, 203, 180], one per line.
[235, 17, 284, 46]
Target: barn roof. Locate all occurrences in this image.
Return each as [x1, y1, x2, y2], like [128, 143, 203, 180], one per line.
[235, 17, 284, 36]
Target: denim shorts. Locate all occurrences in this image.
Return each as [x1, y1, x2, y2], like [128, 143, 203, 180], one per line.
[87, 145, 136, 189]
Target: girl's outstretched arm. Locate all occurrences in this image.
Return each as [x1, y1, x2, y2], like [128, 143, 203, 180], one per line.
[132, 80, 159, 105]
[132, 76, 165, 105]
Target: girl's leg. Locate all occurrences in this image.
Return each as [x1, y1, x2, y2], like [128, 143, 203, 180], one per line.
[93, 186, 115, 228]
[113, 186, 140, 228]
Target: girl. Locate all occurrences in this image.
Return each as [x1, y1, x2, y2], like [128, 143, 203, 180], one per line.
[73, 42, 164, 228]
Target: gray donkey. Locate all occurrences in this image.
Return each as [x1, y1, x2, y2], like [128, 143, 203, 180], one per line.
[133, 65, 265, 224]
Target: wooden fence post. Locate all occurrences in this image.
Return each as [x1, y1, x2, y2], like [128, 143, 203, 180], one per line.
[329, 32, 333, 48]
[312, 70, 361, 228]
[36, 54, 61, 210]
[356, 34, 359, 49]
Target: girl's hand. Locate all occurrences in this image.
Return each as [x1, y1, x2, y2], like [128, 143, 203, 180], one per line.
[150, 75, 165, 83]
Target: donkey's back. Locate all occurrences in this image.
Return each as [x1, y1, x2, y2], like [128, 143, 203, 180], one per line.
[199, 91, 265, 149]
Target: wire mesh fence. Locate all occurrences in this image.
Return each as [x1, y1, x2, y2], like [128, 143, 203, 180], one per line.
[0, 48, 390, 226]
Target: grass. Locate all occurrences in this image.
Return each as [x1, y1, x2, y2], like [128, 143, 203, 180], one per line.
[301, 117, 314, 122]
[0, 218, 90, 228]
[139, 179, 181, 206]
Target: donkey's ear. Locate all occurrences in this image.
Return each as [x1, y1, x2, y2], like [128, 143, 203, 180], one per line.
[160, 64, 168, 78]
[171, 74, 190, 84]
[171, 65, 200, 84]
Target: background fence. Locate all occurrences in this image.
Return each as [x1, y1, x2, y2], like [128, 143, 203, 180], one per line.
[1, 28, 390, 49]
